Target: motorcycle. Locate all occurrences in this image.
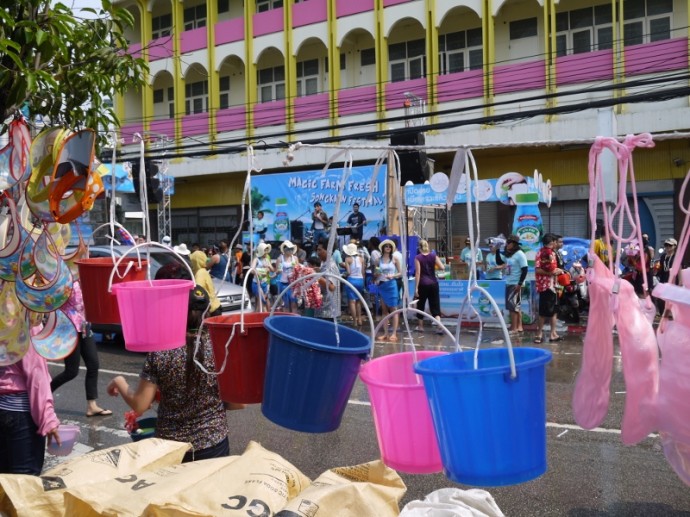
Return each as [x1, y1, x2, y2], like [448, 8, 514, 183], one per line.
[558, 260, 589, 324]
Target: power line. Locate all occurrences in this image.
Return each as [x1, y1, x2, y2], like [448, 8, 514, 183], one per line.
[110, 82, 690, 163]
[112, 68, 690, 159]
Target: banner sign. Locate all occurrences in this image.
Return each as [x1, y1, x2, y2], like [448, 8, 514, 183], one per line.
[408, 279, 507, 323]
[250, 165, 387, 242]
[404, 171, 551, 207]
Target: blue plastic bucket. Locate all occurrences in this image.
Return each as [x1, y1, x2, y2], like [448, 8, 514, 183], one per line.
[262, 315, 372, 433]
[414, 347, 552, 486]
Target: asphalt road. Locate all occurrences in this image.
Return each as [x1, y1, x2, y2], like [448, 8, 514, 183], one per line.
[45, 323, 690, 516]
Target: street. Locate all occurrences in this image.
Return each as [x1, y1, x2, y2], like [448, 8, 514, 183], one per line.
[46, 324, 690, 516]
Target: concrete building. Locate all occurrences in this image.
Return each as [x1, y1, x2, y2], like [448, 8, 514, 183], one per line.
[113, 0, 688, 250]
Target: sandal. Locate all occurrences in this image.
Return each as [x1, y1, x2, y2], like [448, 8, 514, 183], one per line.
[550, 336, 563, 342]
[388, 335, 399, 343]
[533, 336, 543, 344]
[378, 335, 389, 342]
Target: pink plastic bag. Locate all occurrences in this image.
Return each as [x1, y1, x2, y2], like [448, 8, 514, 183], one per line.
[572, 254, 615, 430]
[614, 277, 658, 445]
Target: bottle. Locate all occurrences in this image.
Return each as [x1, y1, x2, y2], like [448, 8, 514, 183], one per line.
[512, 192, 543, 267]
[273, 197, 289, 241]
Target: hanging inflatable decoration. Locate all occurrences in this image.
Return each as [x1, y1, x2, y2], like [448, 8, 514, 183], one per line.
[0, 117, 31, 191]
[30, 229, 59, 282]
[61, 233, 88, 279]
[0, 280, 24, 327]
[0, 315, 31, 366]
[14, 230, 72, 313]
[48, 129, 103, 224]
[651, 171, 690, 485]
[574, 134, 659, 447]
[0, 195, 35, 282]
[30, 310, 78, 360]
[27, 128, 68, 222]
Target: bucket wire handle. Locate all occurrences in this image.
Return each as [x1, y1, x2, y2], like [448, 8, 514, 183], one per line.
[90, 222, 142, 280]
[270, 272, 375, 349]
[458, 148, 517, 378]
[372, 307, 457, 360]
[219, 146, 261, 307]
[106, 241, 194, 293]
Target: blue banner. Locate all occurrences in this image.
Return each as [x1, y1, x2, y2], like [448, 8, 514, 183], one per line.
[408, 279, 507, 323]
[437, 280, 507, 321]
[404, 171, 551, 206]
[250, 165, 387, 242]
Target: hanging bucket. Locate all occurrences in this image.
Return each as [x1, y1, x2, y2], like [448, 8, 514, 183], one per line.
[76, 258, 148, 325]
[112, 279, 194, 352]
[414, 347, 552, 486]
[360, 351, 445, 474]
[205, 312, 298, 404]
[262, 315, 371, 433]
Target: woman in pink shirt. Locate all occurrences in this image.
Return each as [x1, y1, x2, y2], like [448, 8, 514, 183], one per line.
[0, 344, 61, 475]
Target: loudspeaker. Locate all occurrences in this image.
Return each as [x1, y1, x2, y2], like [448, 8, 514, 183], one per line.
[290, 220, 304, 242]
[131, 160, 163, 203]
[391, 132, 425, 147]
[391, 132, 427, 185]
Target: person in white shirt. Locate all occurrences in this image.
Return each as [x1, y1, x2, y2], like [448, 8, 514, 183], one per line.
[276, 241, 299, 313]
[342, 243, 365, 326]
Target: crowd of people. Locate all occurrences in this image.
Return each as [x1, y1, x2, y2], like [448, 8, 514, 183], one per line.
[4, 215, 684, 476]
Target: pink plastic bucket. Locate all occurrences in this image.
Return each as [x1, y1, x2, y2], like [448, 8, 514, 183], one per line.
[112, 279, 194, 352]
[47, 424, 80, 456]
[359, 351, 445, 474]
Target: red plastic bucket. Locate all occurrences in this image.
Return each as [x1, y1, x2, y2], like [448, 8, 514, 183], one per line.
[112, 279, 194, 352]
[76, 258, 148, 325]
[205, 312, 297, 404]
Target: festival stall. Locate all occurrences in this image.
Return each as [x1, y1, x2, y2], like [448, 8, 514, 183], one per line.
[404, 169, 552, 324]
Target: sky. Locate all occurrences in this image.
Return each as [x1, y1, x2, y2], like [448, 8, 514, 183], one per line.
[62, 0, 103, 18]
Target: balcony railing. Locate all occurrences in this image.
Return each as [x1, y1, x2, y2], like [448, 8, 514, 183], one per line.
[181, 112, 209, 137]
[216, 106, 247, 132]
[384, 78, 426, 111]
[294, 93, 330, 122]
[336, 0, 374, 18]
[494, 59, 545, 94]
[149, 36, 174, 61]
[556, 50, 613, 86]
[180, 26, 207, 54]
[338, 86, 377, 117]
[253, 8, 284, 37]
[215, 17, 245, 46]
[625, 37, 687, 76]
[254, 99, 286, 127]
[293, 0, 327, 28]
[149, 118, 175, 138]
[437, 69, 484, 102]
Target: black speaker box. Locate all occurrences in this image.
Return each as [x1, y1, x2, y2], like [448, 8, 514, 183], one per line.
[391, 132, 425, 146]
[290, 220, 304, 242]
[131, 160, 163, 203]
[391, 132, 427, 185]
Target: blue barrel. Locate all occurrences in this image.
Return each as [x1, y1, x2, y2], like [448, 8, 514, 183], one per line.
[414, 347, 552, 486]
[262, 316, 371, 433]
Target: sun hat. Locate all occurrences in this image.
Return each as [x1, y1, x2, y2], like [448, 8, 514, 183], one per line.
[664, 238, 678, 246]
[162, 235, 171, 244]
[256, 242, 272, 257]
[342, 243, 358, 256]
[280, 240, 296, 253]
[379, 239, 396, 253]
[173, 243, 190, 256]
[507, 234, 520, 244]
